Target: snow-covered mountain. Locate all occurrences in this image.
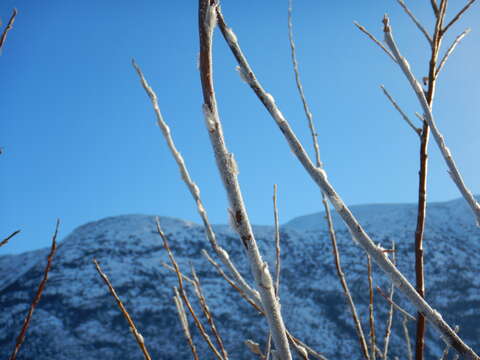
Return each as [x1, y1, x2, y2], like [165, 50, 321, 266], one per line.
[1, 197, 479, 359]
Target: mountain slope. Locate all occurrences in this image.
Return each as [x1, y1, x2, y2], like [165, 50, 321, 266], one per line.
[1, 197, 479, 359]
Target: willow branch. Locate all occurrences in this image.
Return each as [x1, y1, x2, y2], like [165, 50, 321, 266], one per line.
[9, 220, 59, 360]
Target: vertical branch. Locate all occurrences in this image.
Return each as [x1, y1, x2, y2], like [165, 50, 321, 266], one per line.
[288, 2, 369, 358]
[382, 243, 396, 360]
[367, 256, 376, 360]
[173, 288, 199, 360]
[198, 1, 292, 359]
[93, 259, 152, 360]
[0, 8, 17, 54]
[158, 218, 225, 360]
[273, 184, 281, 297]
[9, 220, 59, 360]
[190, 266, 229, 360]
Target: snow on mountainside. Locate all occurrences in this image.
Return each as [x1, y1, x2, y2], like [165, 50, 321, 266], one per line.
[0, 197, 479, 359]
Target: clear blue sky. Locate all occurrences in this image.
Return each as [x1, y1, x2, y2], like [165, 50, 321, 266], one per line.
[1, 1, 479, 254]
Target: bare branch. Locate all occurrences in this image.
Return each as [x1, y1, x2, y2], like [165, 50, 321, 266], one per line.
[0, 230, 20, 248]
[9, 220, 59, 360]
[440, 326, 460, 360]
[273, 184, 281, 297]
[376, 286, 415, 322]
[381, 85, 421, 136]
[93, 259, 152, 360]
[157, 218, 225, 360]
[383, 15, 480, 227]
[442, 0, 477, 35]
[368, 256, 376, 360]
[190, 266, 229, 360]
[199, 2, 291, 359]
[288, 0, 322, 167]
[0, 8, 17, 54]
[430, 0, 440, 15]
[395, 0, 433, 46]
[173, 288, 199, 360]
[403, 315, 414, 360]
[382, 243, 396, 360]
[436, 28, 471, 77]
[354, 21, 397, 63]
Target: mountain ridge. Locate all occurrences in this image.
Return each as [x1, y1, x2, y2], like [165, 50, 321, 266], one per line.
[0, 196, 479, 359]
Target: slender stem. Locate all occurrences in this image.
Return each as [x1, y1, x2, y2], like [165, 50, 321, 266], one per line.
[368, 256, 376, 360]
[0, 8, 17, 53]
[0, 230, 20, 248]
[9, 220, 59, 360]
[94, 259, 152, 360]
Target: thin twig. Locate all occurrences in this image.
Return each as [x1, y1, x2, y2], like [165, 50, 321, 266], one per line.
[217, 6, 479, 360]
[381, 85, 421, 136]
[440, 326, 460, 360]
[190, 265, 229, 360]
[395, 0, 433, 46]
[9, 220, 59, 360]
[436, 28, 471, 77]
[0, 230, 20, 248]
[442, 0, 477, 35]
[273, 184, 281, 297]
[289, 3, 369, 358]
[354, 21, 397, 63]
[384, 15, 480, 227]
[403, 315, 413, 360]
[173, 288, 199, 360]
[288, 0, 321, 167]
[0, 8, 17, 54]
[157, 218, 225, 360]
[368, 256, 376, 360]
[93, 258, 152, 360]
[382, 243, 396, 360]
[376, 286, 415, 321]
[430, 0, 440, 15]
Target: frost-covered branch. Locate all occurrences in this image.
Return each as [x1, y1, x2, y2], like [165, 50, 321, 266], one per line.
[215, 6, 479, 359]
[383, 15, 480, 227]
[436, 28, 471, 77]
[198, 1, 291, 359]
[381, 85, 421, 136]
[354, 22, 396, 63]
[173, 288, 199, 360]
